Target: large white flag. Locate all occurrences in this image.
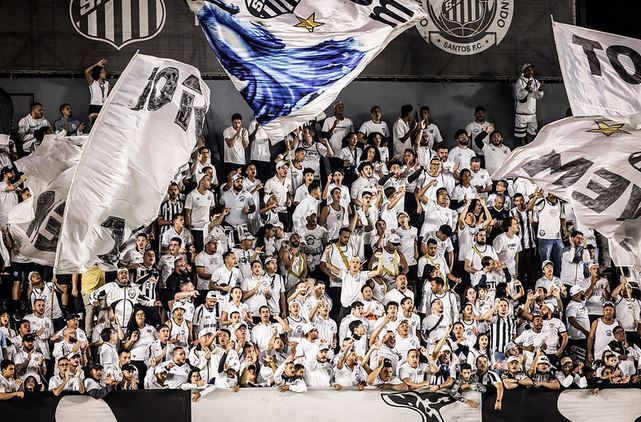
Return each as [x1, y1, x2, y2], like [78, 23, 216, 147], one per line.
[492, 116, 641, 266]
[553, 21, 641, 118]
[55, 53, 210, 274]
[7, 136, 85, 266]
[187, 0, 425, 141]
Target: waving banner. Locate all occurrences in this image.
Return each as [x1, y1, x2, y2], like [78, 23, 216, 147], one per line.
[553, 21, 641, 118]
[7, 136, 85, 266]
[187, 0, 425, 141]
[492, 116, 641, 266]
[55, 53, 210, 274]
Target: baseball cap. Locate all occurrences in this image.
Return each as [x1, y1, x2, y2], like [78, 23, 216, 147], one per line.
[387, 234, 401, 244]
[154, 366, 168, 375]
[199, 328, 215, 337]
[560, 357, 573, 366]
[117, 267, 129, 274]
[303, 325, 318, 335]
[89, 362, 104, 370]
[204, 233, 217, 244]
[588, 260, 599, 269]
[521, 63, 534, 73]
[503, 342, 517, 353]
[67, 352, 81, 359]
[172, 302, 186, 313]
[541, 260, 554, 270]
[239, 233, 255, 241]
[272, 221, 284, 230]
[507, 356, 520, 364]
[231, 173, 244, 182]
[603, 301, 615, 309]
[569, 285, 585, 296]
[396, 211, 409, 219]
[318, 343, 330, 351]
[22, 333, 36, 342]
[206, 291, 217, 299]
[275, 160, 289, 169]
[237, 323, 248, 331]
[537, 355, 551, 365]
[1, 166, 14, 176]
[264, 256, 277, 266]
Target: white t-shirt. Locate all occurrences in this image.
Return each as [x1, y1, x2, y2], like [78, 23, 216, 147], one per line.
[464, 244, 498, 272]
[396, 226, 418, 266]
[492, 233, 522, 277]
[0, 181, 18, 225]
[449, 146, 476, 170]
[565, 300, 590, 340]
[340, 270, 369, 308]
[185, 189, 216, 230]
[392, 118, 410, 155]
[535, 199, 565, 240]
[248, 120, 271, 162]
[195, 250, 223, 290]
[222, 125, 248, 165]
[322, 116, 354, 154]
[359, 120, 389, 137]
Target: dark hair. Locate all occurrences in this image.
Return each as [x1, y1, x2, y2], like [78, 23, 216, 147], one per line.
[385, 301, 399, 310]
[351, 301, 364, 309]
[170, 237, 182, 246]
[460, 362, 473, 371]
[231, 113, 242, 121]
[100, 327, 114, 342]
[435, 143, 448, 152]
[303, 167, 315, 176]
[1, 360, 15, 370]
[481, 256, 493, 268]
[348, 320, 363, 333]
[126, 305, 147, 335]
[420, 105, 430, 113]
[400, 104, 413, 116]
[474, 106, 485, 113]
[309, 182, 320, 193]
[30, 101, 43, 111]
[59, 103, 71, 114]
[426, 238, 438, 247]
[90, 65, 105, 80]
[438, 225, 453, 237]
[370, 105, 381, 114]
[454, 129, 468, 140]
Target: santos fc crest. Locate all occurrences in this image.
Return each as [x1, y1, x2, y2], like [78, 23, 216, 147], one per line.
[69, 0, 166, 50]
[417, 0, 513, 55]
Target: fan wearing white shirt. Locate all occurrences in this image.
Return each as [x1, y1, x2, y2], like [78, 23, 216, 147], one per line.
[492, 217, 522, 279]
[359, 105, 390, 138]
[323, 254, 383, 322]
[449, 130, 476, 171]
[393, 104, 417, 156]
[321, 101, 354, 156]
[465, 106, 491, 158]
[419, 106, 443, 146]
[383, 274, 415, 306]
[222, 113, 249, 173]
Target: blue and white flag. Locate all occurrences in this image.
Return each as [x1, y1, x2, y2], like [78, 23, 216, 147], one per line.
[187, 0, 425, 140]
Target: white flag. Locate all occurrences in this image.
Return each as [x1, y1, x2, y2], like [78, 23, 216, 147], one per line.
[553, 21, 641, 118]
[55, 53, 210, 274]
[7, 136, 85, 266]
[188, 0, 425, 141]
[492, 116, 641, 266]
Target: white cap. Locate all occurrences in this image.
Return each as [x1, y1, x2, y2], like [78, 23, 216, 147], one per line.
[196, 172, 206, 185]
[387, 234, 401, 244]
[231, 173, 244, 182]
[275, 160, 289, 169]
[507, 356, 520, 364]
[172, 302, 186, 312]
[204, 233, 217, 244]
[569, 285, 585, 296]
[206, 291, 217, 299]
[199, 328, 215, 337]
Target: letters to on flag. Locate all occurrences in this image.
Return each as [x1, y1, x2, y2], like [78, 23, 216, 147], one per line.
[54, 53, 210, 274]
[492, 116, 641, 266]
[187, 0, 426, 141]
[553, 21, 641, 118]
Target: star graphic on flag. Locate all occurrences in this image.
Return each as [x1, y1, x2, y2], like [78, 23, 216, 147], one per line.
[587, 120, 629, 137]
[294, 13, 324, 33]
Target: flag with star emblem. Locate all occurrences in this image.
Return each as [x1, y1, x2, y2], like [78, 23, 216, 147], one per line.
[553, 20, 641, 119]
[492, 116, 641, 266]
[186, 0, 426, 141]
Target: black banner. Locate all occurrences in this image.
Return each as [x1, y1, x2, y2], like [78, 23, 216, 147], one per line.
[0, 0, 573, 79]
[0, 390, 191, 422]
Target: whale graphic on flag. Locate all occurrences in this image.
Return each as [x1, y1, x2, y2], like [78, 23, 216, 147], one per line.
[187, 0, 426, 141]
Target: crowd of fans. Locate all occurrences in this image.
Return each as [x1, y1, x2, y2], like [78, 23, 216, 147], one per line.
[1, 60, 641, 408]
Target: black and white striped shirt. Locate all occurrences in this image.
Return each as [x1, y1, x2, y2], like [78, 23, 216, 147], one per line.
[158, 198, 185, 236]
[510, 207, 536, 250]
[489, 314, 516, 354]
